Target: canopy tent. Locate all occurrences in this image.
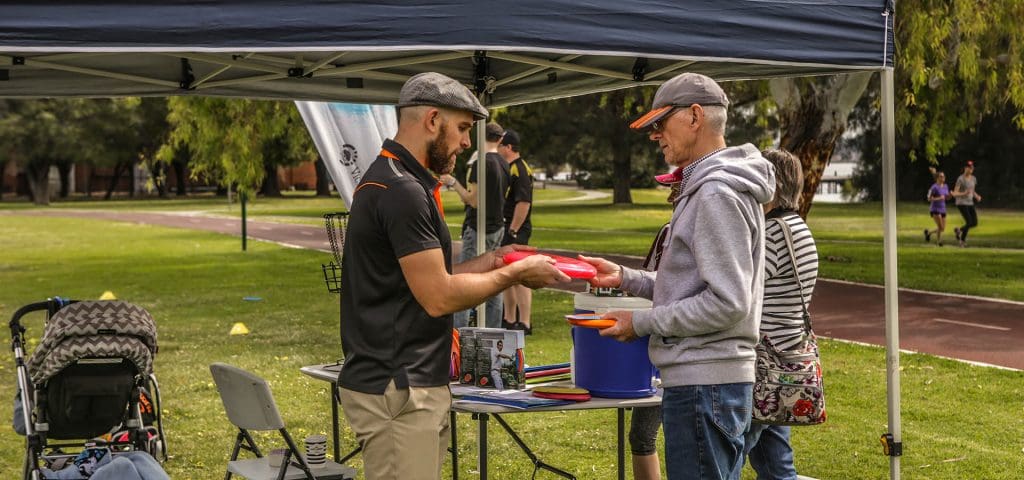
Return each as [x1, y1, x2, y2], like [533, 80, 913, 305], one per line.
[0, 1, 904, 478]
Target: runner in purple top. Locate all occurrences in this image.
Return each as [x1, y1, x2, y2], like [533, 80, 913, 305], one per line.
[924, 168, 951, 246]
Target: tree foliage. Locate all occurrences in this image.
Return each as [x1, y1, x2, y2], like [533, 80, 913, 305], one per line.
[161, 98, 316, 197]
[0, 99, 147, 204]
[898, 0, 1024, 163]
[495, 87, 661, 204]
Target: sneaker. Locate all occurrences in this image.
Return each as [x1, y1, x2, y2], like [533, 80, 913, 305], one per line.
[501, 318, 518, 330]
[954, 227, 962, 241]
[924, 229, 931, 242]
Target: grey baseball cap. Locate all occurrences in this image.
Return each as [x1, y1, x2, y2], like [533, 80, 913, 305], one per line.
[397, 72, 489, 120]
[630, 72, 729, 130]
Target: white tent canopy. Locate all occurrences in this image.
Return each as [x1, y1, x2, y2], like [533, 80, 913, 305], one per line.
[0, 1, 904, 477]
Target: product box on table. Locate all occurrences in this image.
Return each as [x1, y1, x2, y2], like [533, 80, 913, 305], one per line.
[457, 327, 525, 390]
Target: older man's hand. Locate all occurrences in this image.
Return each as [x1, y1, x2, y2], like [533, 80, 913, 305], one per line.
[598, 310, 637, 342]
[578, 254, 623, 289]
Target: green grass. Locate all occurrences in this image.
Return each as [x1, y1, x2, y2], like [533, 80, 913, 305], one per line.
[2, 216, 1023, 479]
[4, 190, 1024, 302]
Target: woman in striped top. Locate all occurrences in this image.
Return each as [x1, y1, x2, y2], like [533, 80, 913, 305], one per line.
[744, 149, 819, 480]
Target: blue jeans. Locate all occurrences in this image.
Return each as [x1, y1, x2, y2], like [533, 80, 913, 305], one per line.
[662, 383, 752, 480]
[745, 424, 797, 480]
[454, 227, 504, 329]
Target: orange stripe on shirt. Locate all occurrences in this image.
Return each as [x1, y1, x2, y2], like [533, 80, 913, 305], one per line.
[380, 148, 445, 219]
[354, 182, 388, 194]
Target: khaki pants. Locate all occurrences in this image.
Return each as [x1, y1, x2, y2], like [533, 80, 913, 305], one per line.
[339, 381, 451, 480]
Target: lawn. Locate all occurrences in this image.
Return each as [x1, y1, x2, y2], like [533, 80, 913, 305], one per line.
[6, 189, 1022, 301]
[2, 215, 1022, 479]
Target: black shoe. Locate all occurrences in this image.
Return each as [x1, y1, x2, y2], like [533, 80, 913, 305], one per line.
[924, 229, 931, 242]
[954, 227, 962, 241]
[501, 318, 518, 330]
[520, 323, 533, 336]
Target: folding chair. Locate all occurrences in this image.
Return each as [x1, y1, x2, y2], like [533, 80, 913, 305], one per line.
[209, 363, 354, 480]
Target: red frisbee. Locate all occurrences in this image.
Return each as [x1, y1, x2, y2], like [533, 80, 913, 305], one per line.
[502, 251, 597, 279]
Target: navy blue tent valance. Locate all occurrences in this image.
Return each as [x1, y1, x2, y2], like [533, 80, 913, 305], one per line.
[0, 0, 893, 104]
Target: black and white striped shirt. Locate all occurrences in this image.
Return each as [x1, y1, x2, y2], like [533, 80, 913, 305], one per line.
[762, 210, 818, 351]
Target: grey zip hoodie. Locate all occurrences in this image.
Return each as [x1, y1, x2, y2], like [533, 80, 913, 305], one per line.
[622, 144, 775, 387]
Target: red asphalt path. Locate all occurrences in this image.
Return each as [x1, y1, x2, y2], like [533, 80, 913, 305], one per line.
[10, 209, 1024, 370]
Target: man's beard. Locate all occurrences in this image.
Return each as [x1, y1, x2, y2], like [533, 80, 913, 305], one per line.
[427, 123, 457, 174]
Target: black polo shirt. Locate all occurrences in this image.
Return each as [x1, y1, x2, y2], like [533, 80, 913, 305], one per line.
[503, 156, 533, 226]
[462, 152, 509, 234]
[339, 139, 453, 395]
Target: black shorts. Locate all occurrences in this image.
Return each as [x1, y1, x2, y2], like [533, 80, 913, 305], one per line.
[500, 223, 532, 246]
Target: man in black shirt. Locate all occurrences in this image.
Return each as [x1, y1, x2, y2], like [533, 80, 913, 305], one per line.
[498, 129, 537, 333]
[440, 122, 509, 328]
[338, 72, 569, 480]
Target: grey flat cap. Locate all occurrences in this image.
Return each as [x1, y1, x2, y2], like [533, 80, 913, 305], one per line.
[397, 72, 489, 120]
[630, 72, 729, 130]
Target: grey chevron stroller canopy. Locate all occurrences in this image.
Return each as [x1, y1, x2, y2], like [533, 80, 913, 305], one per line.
[27, 301, 158, 385]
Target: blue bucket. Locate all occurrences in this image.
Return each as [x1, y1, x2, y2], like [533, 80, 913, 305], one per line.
[571, 325, 656, 399]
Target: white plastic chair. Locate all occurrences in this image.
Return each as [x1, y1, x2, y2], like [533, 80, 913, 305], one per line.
[209, 363, 354, 480]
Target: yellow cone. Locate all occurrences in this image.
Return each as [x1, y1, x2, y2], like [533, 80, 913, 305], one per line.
[99, 291, 117, 300]
[229, 322, 250, 336]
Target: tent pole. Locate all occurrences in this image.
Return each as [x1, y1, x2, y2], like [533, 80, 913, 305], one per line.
[475, 117, 487, 328]
[879, 68, 901, 479]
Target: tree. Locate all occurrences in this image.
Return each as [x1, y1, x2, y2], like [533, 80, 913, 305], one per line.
[770, 73, 874, 217]
[496, 87, 660, 204]
[0, 100, 90, 205]
[898, 1, 1024, 163]
[161, 98, 317, 198]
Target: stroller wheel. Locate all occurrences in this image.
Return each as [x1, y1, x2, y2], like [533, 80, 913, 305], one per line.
[149, 438, 165, 463]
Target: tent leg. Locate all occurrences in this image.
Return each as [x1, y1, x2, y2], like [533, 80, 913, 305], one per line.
[475, 116, 488, 328]
[879, 68, 901, 480]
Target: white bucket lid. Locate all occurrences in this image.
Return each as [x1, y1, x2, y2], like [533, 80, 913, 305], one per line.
[573, 292, 652, 313]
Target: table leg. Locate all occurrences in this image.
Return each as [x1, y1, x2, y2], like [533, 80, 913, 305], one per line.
[331, 383, 340, 462]
[491, 414, 576, 480]
[450, 411, 458, 480]
[617, 408, 625, 480]
[477, 413, 488, 480]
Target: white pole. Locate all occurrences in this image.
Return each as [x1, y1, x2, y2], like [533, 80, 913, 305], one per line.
[880, 67, 901, 479]
[475, 116, 488, 328]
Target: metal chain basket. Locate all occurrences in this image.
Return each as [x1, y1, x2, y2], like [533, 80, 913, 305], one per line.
[321, 212, 348, 293]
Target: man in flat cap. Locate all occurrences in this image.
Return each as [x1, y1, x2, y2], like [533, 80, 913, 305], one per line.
[581, 72, 775, 480]
[338, 72, 569, 480]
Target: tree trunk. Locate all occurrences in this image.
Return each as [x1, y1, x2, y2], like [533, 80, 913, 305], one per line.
[146, 161, 167, 198]
[56, 161, 72, 198]
[610, 131, 634, 204]
[105, 161, 127, 200]
[25, 161, 52, 206]
[607, 89, 635, 204]
[173, 159, 187, 196]
[315, 157, 332, 197]
[771, 73, 873, 218]
[84, 164, 93, 198]
[260, 158, 281, 197]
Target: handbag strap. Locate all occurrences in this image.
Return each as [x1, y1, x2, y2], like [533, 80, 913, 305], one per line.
[771, 217, 813, 334]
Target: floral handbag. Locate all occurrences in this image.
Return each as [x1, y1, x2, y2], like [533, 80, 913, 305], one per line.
[752, 219, 826, 426]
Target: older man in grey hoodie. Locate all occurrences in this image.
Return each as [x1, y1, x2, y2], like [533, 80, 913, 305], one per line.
[582, 73, 774, 480]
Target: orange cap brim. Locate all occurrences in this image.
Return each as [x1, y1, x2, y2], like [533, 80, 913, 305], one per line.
[629, 105, 674, 130]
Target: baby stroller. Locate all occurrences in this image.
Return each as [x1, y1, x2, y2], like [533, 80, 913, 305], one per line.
[10, 298, 167, 480]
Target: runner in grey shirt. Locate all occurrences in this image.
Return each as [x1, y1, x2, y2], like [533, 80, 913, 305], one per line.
[952, 160, 982, 247]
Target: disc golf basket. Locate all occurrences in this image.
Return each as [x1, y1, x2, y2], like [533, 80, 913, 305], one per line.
[321, 212, 348, 294]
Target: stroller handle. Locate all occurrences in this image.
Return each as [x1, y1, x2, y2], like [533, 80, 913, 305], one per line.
[9, 299, 75, 338]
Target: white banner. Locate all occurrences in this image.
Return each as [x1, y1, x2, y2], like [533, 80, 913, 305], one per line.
[295, 102, 398, 208]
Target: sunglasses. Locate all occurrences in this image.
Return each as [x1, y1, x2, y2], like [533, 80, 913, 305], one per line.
[650, 106, 682, 133]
